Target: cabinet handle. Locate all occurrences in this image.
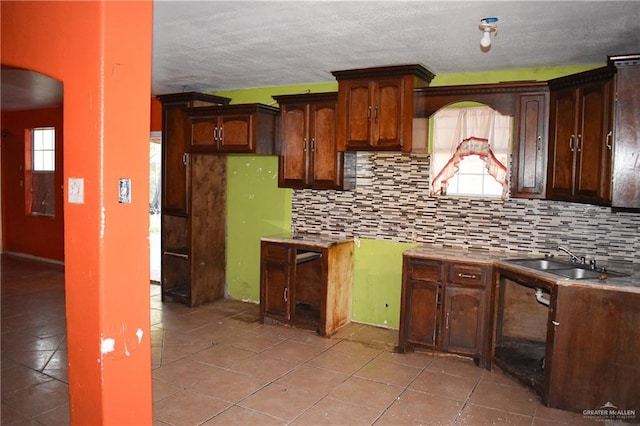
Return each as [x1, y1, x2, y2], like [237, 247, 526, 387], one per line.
[552, 320, 560, 326]
[283, 287, 288, 302]
[219, 127, 223, 142]
[310, 138, 315, 151]
[213, 127, 218, 142]
[182, 153, 190, 166]
[303, 138, 307, 152]
[374, 105, 379, 122]
[445, 312, 450, 329]
[606, 131, 613, 150]
[577, 134, 582, 152]
[458, 273, 477, 280]
[569, 134, 575, 152]
[367, 106, 372, 122]
[164, 251, 189, 260]
[537, 135, 542, 151]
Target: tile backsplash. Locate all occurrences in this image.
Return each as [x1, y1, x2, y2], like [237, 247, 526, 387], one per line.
[292, 152, 640, 264]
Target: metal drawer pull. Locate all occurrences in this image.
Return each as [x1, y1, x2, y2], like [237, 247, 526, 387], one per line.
[606, 131, 612, 150]
[164, 251, 189, 260]
[283, 287, 288, 302]
[458, 273, 478, 279]
[552, 320, 560, 326]
[569, 134, 575, 152]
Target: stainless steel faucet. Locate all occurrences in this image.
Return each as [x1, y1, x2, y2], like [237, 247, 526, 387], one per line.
[558, 245, 585, 264]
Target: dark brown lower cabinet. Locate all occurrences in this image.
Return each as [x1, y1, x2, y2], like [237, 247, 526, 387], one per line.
[399, 255, 490, 366]
[260, 238, 353, 337]
[492, 266, 640, 415]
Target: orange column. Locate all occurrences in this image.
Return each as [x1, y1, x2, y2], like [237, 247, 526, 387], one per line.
[1, 1, 153, 424]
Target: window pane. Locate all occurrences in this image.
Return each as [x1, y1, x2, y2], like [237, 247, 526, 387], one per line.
[42, 129, 55, 150]
[33, 151, 44, 170]
[43, 151, 55, 171]
[484, 176, 504, 196]
[33, 129, 44, 150]
[457, 174, 484, 194]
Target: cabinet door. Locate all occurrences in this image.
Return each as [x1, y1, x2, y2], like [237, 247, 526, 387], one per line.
[191, 117, 217, 150]
[512, 93, 548, 198]
[162, 103, 191, 215]
[218, 114, 253, 152]
[260, 243, 293, 322]
[341, 80, 372, 150]
[309, 101, 341, 188]
[442, 285, 485, 357]
[279, 103, 309, 188]
[373, 79, 404, 150]
[574, 80, 612, 204]
[611, 61, 640, 208]
[547, 87, 578, 200]
[404, 279, 440, 348]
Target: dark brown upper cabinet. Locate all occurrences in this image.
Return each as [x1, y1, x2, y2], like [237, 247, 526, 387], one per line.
[187, 103, 279, 155]
[156, 92, 231, 216]
[512, 90, 550, 198]
[273, 92, 355, 190]
[547, 67, 615, 205]
[609, 54, 640, 210]
[332, 65, 434, 152]
[413, 81, 550, 199]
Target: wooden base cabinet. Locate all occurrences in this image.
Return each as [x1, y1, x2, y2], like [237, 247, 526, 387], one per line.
[161, 154, 226, 307]
[260, 238, 353, 337]
[399, 255, 490, 366]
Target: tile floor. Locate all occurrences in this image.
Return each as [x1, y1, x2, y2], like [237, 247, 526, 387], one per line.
[1, 254, 602, 425]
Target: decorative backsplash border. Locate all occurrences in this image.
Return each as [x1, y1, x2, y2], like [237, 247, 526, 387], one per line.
[292, 152, 640, 264]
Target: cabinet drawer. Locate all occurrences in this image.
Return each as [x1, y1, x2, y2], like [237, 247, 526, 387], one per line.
[447, 263, 488, 287]
[262, 243, 291, 262]
[406, 258, 442, 282]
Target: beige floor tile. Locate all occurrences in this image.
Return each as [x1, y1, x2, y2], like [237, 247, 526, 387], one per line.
[409, 369, 480, 401]
[33, 402, 70, 426]
[153, 389, 231, 426]
[276, 365, 348, 395]
[355, 357, 422, 387]
[1, 364, 54, 395]
[152, 378, 182, 404]
[306, 348, 374, 375]
[457, 404, 533, 425]
[261, 340, 326, 363]
[239, 382, 324, 421]
[1, 379, 69, 419]
[375, 389, 462, 425]
[468, 380, 540, 417]
[188, 343, 255, 368]
[228, 353, 298, 381]
[292, 396, 382, 425]
[330, 340, 384, 359]
[192, 369, 269, 403]
[377, 349, 434, 368]
[202, 405, 286, 425]
[328, 376, 403, 411]
[153, 358, 225, 388]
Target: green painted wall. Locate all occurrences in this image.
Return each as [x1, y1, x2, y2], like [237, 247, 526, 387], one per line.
[214, 64, 600, 326]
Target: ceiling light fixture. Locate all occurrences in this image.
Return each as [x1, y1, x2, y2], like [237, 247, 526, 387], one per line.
[479, 17, 499, 49]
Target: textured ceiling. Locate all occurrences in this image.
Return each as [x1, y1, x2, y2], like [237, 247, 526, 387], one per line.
[151, 1, 640, 94]
[3, 1, 640, 110]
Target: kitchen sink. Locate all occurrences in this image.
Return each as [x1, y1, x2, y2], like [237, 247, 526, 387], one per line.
[504, 257, 629, 280]
[506, 258, 572, 270]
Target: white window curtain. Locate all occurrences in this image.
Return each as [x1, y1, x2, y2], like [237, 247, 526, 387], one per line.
[430, 106, 512, 198]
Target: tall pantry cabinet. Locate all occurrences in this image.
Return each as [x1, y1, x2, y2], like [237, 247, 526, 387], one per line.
[157, 92, 231, 307]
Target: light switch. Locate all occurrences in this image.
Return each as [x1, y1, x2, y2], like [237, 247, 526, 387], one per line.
[119, 178, 131, 203]
[68, 177, 84, 204]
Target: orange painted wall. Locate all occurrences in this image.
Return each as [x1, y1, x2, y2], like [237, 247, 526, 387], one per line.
[1, 107, 65, 261]
[1, 1, 153, 424]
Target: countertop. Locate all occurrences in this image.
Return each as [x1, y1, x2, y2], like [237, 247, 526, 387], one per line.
[261, 232, 354, 249]
[404, 244, 640, 294]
